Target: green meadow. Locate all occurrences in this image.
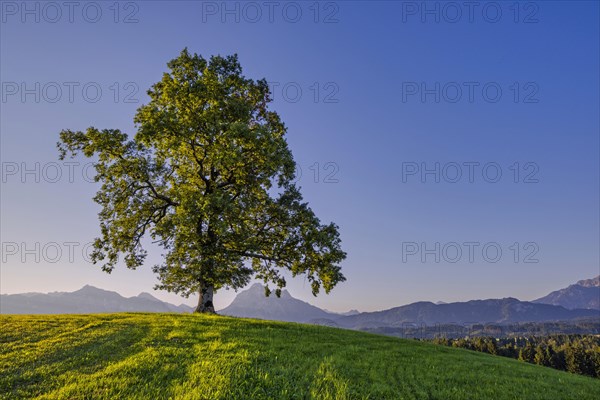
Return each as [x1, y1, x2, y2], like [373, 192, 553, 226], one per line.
[1, 313, 598, 399]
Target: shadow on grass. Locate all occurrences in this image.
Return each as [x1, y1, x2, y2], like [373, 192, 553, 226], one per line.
[0, 316, 152, 399]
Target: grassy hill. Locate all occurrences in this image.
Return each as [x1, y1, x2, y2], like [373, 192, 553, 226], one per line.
[1, 314, 598, 399]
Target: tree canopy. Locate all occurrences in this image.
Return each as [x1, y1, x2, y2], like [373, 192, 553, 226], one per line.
[57, 49, 346, 312]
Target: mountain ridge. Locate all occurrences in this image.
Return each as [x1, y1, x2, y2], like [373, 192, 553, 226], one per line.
[217, 278, 599, 327]
[2, 276, 598, 325]
[219, 283, 336, 323]
[533, 275, 599, 310]
[0, 286, 194, 314]
[332, 297, 598, 329]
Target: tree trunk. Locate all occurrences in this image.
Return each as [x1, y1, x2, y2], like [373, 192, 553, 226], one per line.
[195, 283, 215, 313]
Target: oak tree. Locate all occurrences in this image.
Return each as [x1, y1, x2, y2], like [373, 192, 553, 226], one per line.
[58, 49, 346, 313]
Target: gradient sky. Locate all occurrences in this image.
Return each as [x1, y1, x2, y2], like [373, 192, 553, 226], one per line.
[1, 1, 599, 312]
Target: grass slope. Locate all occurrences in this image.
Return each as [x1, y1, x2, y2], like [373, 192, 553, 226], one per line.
[1, 313, 598, 399]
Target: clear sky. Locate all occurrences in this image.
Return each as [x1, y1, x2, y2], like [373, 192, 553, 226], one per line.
[1, 1, 599, 312]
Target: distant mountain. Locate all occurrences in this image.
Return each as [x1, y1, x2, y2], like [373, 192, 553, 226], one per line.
[220, 282, 598, 328]
[4, 278, 599, 326]
[0, 285, 194, 314]
[333, 298, 599, 329]
[219, 283, 336, 323]
[577, 276, 600, 288]
[533, 276, 600, 310]
[322, 308, 360, 316]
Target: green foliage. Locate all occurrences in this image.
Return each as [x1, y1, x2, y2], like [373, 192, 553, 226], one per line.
[1, 314, 599, 399]
[534, 345, 548, 366]
[519, 342, 535, 363]
[430, 334, 600, 379]
[57, 49, 346, 305]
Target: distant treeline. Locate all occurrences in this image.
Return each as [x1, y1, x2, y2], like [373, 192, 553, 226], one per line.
[364, 319, 600, 339]
[426, 334, 600, 379]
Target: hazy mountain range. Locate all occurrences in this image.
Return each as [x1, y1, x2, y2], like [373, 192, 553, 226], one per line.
[219, 284, 335, 323]
[0, 285, 194, 314]
[533, 276, 599, 310]
[2, 277, 598, 329]
[330, 298, 597, 329]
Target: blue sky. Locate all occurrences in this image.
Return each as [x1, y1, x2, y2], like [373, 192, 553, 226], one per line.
[1, 1, 598, 312]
